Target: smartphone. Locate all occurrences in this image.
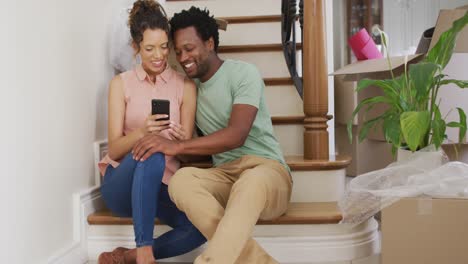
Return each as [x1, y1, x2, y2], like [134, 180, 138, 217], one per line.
[151, 99, 170, 121]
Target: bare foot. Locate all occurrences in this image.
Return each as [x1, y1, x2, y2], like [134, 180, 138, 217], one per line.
[136, 246, 156, 264]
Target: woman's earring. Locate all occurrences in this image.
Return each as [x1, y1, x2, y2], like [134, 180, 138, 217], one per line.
[135, 53, 142, 65]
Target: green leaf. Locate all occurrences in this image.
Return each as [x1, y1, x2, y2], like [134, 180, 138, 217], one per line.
[391, 144, 398, 157]
[431, 105, 446, 149]
[457, 108, 467, 142]
[447, 122, 463, 128]
[357, 79, 398, 99]
[400, 111, 431, 151]
[408, 62, 439, 100]
[383, 113, 401, 146]
[440, 79, 468, 88]
[426, 11, 468, 69]
[347, 96, 390, 142]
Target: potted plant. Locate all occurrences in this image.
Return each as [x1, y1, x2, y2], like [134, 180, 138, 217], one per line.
[348, 12, 468, 155]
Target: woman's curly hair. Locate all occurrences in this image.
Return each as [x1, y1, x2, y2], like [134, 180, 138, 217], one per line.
[170, 6, 219, 52]
[128, 0, 169, 49]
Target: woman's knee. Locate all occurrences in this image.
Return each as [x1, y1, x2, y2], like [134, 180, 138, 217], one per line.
[142, 152, 165, 166]
[136, 152, 165, 178]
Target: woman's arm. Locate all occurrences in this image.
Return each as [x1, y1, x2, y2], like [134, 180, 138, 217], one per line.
[168, 78, 196, 140]
[107, 76, 146, 161]
[170, 78, 210, 162]
[179, 78, 197, 139]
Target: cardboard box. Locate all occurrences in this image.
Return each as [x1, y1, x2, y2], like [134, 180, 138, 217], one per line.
[381, 197, 468, 264]
[442, 143, 468, 163]
[332, 7, 468, 142]
[336, 124, 394, 176]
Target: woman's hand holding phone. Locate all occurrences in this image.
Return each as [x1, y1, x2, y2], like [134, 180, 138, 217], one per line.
[140, 114, 170, 136]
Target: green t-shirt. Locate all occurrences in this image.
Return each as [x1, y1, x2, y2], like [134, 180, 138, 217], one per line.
[195, 59, 289, 171]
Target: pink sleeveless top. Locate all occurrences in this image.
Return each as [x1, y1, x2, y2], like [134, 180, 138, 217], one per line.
[98, 65, 185, 185]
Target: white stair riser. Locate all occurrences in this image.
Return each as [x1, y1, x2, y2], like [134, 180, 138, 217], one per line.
[265, 85, 304, 116]
[219, 22, 303, 46]
[273, 124, 304, 156]
[165, 0, 282, 17]
[87, 218, 379, 263]
[220, 22, 282, 45]
[290, 170, 346, 202]
[219, 51, 302, 78]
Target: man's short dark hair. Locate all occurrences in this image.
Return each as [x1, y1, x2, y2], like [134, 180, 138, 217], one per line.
[170, 6, 219, 52]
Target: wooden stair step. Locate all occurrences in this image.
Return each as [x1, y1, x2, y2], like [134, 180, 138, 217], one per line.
[219, 43, 302, 53]
[272, 115, 304, 124]
[218, 15, 282, 24]
[264, 77, 294, 86]
[88, 202, 342, 226]
[181, 155, 351, 171]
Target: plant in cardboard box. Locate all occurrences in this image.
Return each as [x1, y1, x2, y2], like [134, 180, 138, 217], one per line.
[348, 11, 468, 154]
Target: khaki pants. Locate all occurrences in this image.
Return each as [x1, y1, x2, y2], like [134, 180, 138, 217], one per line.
[168, 155, 292, 264]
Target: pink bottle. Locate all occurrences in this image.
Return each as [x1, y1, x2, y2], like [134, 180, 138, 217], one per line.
[348, 28, 383, 60]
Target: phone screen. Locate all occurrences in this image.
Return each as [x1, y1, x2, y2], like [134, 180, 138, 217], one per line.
[151, 99, 170, 121]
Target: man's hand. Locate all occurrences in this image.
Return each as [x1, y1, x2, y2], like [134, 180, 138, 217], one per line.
[132, 134, 183, 161]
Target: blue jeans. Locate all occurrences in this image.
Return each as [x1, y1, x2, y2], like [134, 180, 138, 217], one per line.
[100, 152, 206, 259]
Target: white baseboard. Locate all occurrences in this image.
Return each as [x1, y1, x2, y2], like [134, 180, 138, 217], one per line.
[46, 186, 104, 264]
[45, 242, 87, 264]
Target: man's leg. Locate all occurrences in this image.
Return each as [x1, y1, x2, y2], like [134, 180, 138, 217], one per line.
[168, 167, 233, 241]
[195, 156, 292, 264]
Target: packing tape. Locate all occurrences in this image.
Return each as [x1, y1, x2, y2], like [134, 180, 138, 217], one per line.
[417, 198, 433, 215]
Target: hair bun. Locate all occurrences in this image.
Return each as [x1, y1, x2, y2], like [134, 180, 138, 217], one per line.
[129, 0, 166, 24]
[128, 0, 170, 49]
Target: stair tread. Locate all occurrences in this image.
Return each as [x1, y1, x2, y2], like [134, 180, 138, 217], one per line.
[218, 15, 282, 24]
[272, 115, 304, 124]
[88, 202, 342, 226]
[263, 77, 294, 86]
[181, 155, 351, 171]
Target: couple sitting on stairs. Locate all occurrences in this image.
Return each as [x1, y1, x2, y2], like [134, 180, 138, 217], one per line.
[98, 1, 292, 263]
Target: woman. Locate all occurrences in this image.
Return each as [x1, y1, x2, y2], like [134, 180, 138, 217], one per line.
[97, 1, 205, 263]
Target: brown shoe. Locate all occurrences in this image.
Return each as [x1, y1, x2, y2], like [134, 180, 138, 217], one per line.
[98, 247, 129, 264]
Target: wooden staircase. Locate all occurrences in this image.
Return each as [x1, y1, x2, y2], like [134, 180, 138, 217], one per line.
[88, 3, 350, 231]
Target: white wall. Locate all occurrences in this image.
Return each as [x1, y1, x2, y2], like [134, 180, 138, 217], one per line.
[384, 0, 468, 55]
[333, 0, 346, 70]
[0, 0, 113, 263]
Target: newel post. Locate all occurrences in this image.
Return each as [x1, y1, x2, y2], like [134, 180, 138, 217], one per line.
[302, 0, 330, 160]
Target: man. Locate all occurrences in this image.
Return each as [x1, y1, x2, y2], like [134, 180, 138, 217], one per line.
[132, 6, 292, 264]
